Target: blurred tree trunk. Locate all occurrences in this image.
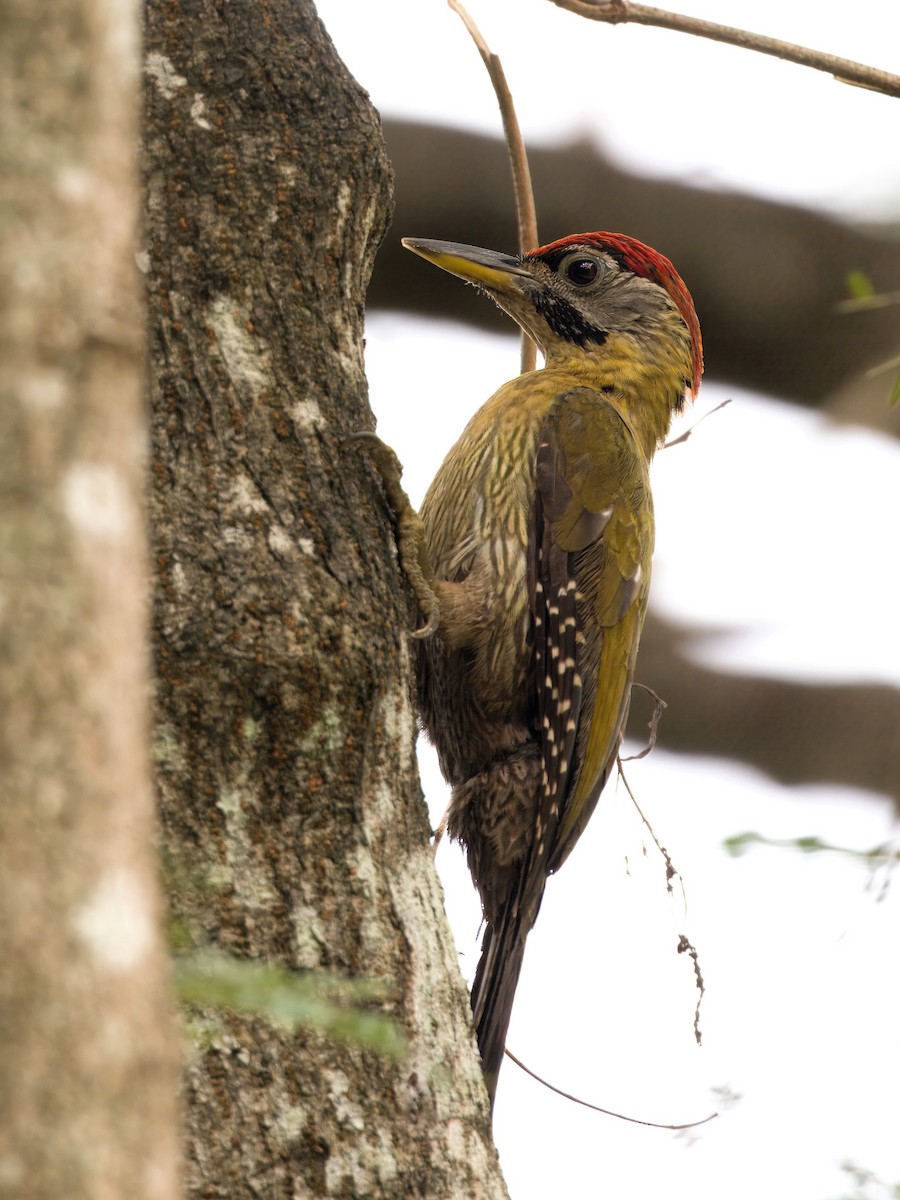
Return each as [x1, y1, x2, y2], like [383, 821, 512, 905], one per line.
[371, 120, 900, 423]
[143, 1, 507, 1196]
[0, 2, 180, 1198]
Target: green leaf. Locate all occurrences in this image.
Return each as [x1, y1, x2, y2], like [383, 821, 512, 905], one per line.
[173, 951, 406, 1055]
[722, 832, 763, 857]
[846, 270, 875, 300]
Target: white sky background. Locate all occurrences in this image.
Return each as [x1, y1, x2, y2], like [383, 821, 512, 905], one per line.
[317, 3, 900, 1196]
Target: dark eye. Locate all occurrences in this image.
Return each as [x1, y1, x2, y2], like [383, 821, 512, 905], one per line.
[563, 257, 600, 286]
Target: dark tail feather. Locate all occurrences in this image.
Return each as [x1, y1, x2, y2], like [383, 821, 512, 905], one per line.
[471, 909, 529, 1110]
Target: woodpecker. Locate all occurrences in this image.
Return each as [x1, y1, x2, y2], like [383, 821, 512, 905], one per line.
[402, 232, 703, 1109]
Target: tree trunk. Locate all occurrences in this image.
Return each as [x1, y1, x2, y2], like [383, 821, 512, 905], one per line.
[0, 2, 180, 1197]
[143, 2, 508, 1195]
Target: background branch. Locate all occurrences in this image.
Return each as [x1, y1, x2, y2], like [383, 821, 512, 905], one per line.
[549, 1, 900, 99]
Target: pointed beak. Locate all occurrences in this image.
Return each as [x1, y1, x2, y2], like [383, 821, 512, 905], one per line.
[402, 237, 530, 297]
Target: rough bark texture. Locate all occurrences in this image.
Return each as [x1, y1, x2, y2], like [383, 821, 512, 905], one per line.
[0, 2, 180, 1198]
[143, 2, 507, 1196]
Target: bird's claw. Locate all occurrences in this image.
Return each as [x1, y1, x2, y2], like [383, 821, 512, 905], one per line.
[345, 431, 441, 638]
[410, 606, 441, 640]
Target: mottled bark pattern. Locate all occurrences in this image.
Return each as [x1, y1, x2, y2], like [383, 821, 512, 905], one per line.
[143, 2, 507, 1196]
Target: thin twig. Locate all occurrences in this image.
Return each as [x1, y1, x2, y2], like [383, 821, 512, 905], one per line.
[664, 398, 731, 449]
[620, 682, 667, 761]
[676, 933, 706, 1046]
[505, 1048, 718, 1129]
[548, 1, 900, 100]
[431, 804, 450, 854]
[618, 761, 706, 1042]
[865, 354, 900, 379]
[449, 0, 539, 372]
[617, 759, 677, 895]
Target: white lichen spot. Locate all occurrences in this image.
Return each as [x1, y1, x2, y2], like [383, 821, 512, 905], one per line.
[171, 556, 188, 596]
[290, 398, 325, 430]
[190, 93, 212, 130]
[153, 724, 185, 768]
[378, 662, 416, 775]
[241, 716, 260, 742]
[331, 180, 353, 252]
[72, 868, 154, 972]
[221, 525, 253, 550]
[359, 193, 379, 250]
[55, 164, 92, 203]
[274, 1103, 307, 1146]
[291, 903, 327, 968]
[326, 1069, 366, 1132]
[18, 367, 66, 411]
[145, 51, 187, 99]
[444, 1118, 467, 1160]
[216, 784, 277, 910]
[298, 708, 344, 758]
[332, 338, 357, 377]
[298, 536, 315, 557]
[228, 473, 269, 515]
[278, 160, 298, 186]
[62, 463, 129, 541]
[216, 785, 246, 830]
[267, 523, 295, 558]
[134, 249, 151, 275]
[324, 1129, 397, 1193]
[209, 297, 269, 399]
[372, 1132, 398, 1185]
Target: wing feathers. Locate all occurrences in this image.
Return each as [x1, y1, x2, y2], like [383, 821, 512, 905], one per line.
[531, 388, 652, 874]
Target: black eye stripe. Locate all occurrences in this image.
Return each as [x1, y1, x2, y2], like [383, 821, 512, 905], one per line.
[532, 291, 608, 348]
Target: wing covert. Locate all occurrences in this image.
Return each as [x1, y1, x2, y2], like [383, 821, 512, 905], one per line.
[528, 387, 654, 886]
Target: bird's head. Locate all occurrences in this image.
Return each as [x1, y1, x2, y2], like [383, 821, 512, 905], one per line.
[403, 232, 703, 407]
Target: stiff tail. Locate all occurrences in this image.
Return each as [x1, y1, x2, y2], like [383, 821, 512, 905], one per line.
[471, 908, 529, 1110]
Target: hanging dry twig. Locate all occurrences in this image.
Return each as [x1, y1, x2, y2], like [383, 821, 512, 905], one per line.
[449, 0, 540, 372]
[620, 682, 667, 761]
[505, 1048, 718, 1128]
[617, 761, 706, 1043]
[548, 1, 900, 99]
[617, 759, 677, 896]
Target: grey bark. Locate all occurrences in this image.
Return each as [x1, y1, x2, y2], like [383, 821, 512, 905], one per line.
[0, 2, 180, 1198]
[143, 1, 507, 1196]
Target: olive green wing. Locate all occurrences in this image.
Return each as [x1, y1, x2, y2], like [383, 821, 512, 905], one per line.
[524, 387, 654, 911]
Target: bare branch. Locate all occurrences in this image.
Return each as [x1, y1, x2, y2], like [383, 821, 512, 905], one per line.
[549, 1, 900, 99]
[450, 0, 540, 372]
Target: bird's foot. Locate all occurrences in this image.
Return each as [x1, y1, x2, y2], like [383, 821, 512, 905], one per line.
[344, 432, 440, 638]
